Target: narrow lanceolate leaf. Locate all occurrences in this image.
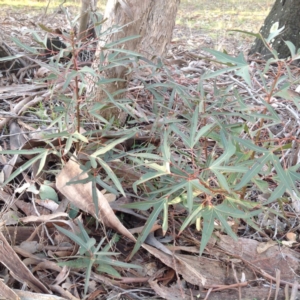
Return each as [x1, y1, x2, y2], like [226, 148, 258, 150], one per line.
[84, 259, 94, 296]
[96, 257, 142, 269]
[133, 171, 166, 194]
[213, 165, 248, 172]
[0, 149, 45, 155]
[189, 107, 199, 148]
[129, 199, 165, 260]
[97, 264, 120, 278]
[214, 209, 237, 241]
[162, 201, 168, 235]
[170, 124, 190, 147]
[122, 199, 159, 211]
[179, 204, 205, 234]
[96, 157, 125, 196]
[233, 136, 269, 153]
[200, 207, 215, 255]
[209, 141, 236, 168]
[91, 133, 135, 157]
[54, 225, 87, 251]
[213, 170, 231, 192]
[0, 54, 24, 61]
[162, 127, 171, 163]
[273, 156, 293, 192]
[36, 149, 49, 176]
[1, 150, 48, 187]
[186, 180, 194, 214]
[194, 123, 215, 147]
[11, 37, 39, 54]
[234, 153, 272, 191]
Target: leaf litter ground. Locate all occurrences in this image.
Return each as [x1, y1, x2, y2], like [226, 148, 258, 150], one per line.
[1, 2, 300, 300]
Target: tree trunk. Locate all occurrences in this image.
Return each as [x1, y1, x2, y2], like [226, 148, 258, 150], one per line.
[87, 0, 180, 123]
[249, 0, 300, 59]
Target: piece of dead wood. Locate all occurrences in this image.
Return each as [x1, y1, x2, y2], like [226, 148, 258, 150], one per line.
[216, 234, 300, 285]
[200, 287, 286, 300]
[14, 289, 67, 300]
[0, 279, 19, 300]
[0, 231, 49, 294]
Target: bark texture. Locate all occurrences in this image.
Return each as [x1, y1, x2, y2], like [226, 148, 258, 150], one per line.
[88, 0, 180, 122]
[249, 0, 300, 59]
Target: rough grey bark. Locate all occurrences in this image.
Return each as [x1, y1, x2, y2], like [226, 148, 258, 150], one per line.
[249, 0, 300, 59]
[88, 0, 180, 122]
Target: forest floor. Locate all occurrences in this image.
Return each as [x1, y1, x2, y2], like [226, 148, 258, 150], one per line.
[1, 1, 300, 300]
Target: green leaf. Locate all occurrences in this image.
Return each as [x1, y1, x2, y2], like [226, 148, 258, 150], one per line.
[194, 123, 215, 146]
[129, 199, 165, 259]
[214, 209, 237, 241]
[213, 166, 248, 172]
[39, 184, 59, 202]
[96, 157, 125, 196]
[96, 264, 120, 278]
[213, 170, 231, 192]
[0, 54, 24, 62]
[200, 207, 215, 255]
[36, 149, 49, 176]
[64, 136, 73, 155]
[58, 257, 90, 269]
[1, 150, 49, 186]
[209, 135, 236, 168]
[123, 199, 161, 210]
[273, 157, 292, 192]
[54, 225, 87, 251]
[12, 37, 39, 54]
[189, 106, 199, 148]
[0, 149, 45, 155]
[133, 171, 166, 194]
[91, 133, 135, 157]
[234, 153, 272, 190]
[233, 137, 268, 153]
[104, 35, 140, 48]
[186, 180, 194, 214]
[96, 257, 142, 269]
[179, 204, 205, 234]
[84, 258, 94, 296]
[73, 131, 89, 143]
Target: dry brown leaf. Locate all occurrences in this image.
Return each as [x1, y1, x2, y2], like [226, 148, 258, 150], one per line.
[19, 212, 68, 223]
[256, 240, 277, 254]
[149, 280, 189, 300]
[286, 232, 297, 242]
[56, 158, 136, 242]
